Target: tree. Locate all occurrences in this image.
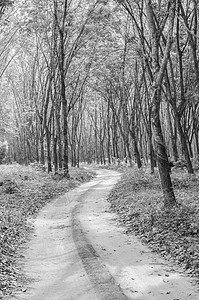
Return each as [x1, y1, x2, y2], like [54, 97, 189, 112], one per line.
[1, 0, 199, 210]
[145, 0, 176, 206]
[115, 0, 176, 206]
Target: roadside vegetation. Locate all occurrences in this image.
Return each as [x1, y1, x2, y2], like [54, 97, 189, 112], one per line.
[0, 163, 95, 298]
[108, 166, 199, 281]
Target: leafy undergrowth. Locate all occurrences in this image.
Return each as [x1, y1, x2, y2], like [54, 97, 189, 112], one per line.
[0, 163, 95, 298]
[108, 168, 199, 281]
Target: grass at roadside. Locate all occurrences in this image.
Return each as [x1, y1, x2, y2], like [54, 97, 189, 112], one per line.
[107, 167, 199, 281]
[0, 163, 95, 298]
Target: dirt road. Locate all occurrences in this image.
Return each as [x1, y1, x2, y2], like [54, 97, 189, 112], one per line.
[8, 169, 199, 300]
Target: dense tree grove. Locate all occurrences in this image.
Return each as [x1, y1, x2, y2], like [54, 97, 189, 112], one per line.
[0, 0, 198, 206]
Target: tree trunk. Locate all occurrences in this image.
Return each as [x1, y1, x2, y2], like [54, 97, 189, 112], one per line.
[175, 113, 194, 173]
[62, 101, 69, 176]
[40, 134, 45, 165]
[129, 122, 142, 168]
[60, 36, 69, 176]
[53, 136, 58, 173]
[146, 0, 176, 207]
[107, 101, 111, 164]
[166, 102, 179, 161]
[152, 91, 176, 206]
[46, 129, 52, 173]
[35, 123, 40, 162]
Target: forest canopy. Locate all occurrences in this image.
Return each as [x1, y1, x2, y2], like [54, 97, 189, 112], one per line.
[0, 0, 198, 206]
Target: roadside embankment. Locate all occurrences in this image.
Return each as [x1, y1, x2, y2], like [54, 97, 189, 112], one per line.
[0, 163, 95, 298]
[107, 167, 199, 281]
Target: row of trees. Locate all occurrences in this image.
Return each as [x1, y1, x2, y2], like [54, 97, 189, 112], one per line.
[0, 0, 198, 207]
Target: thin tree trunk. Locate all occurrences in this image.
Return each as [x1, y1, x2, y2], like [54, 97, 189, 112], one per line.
[40, 134, 45, 165]
[146, 0, 176, 207]
[166, 102, 178, 161]
[175, 113, 194, 173]
[46, 128, 52, 173]
[107, 101, 111, 164]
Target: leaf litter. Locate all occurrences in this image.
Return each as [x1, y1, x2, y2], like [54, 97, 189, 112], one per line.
[0, 163, 95, 298]
[107, 167, 199, 283]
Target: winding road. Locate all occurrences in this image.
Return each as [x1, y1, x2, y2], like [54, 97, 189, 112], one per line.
[9, 169, 199, 300]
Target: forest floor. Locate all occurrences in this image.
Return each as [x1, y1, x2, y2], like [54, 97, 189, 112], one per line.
[1, 163, 199, 299]
[2, 168, 199, 300]
[107, 166, 199, 283]
[0, 163, 95, 298]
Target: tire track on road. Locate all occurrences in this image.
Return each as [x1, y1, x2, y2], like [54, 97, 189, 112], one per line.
[71, 181, 128, 300]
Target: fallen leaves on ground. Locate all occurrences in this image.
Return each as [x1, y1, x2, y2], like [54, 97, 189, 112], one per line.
[0, 163, 95, 297]
[107, 168, 199, 281]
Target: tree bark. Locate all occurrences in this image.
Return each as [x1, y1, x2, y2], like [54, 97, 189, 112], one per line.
[146, 0, 176, 207]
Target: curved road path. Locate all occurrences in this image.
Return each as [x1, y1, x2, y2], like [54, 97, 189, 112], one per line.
[9, 169, 199, 300]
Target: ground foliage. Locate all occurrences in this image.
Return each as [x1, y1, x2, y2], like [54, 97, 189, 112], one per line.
[0, 163, 95, 298]
[107, 167, 199, 281]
